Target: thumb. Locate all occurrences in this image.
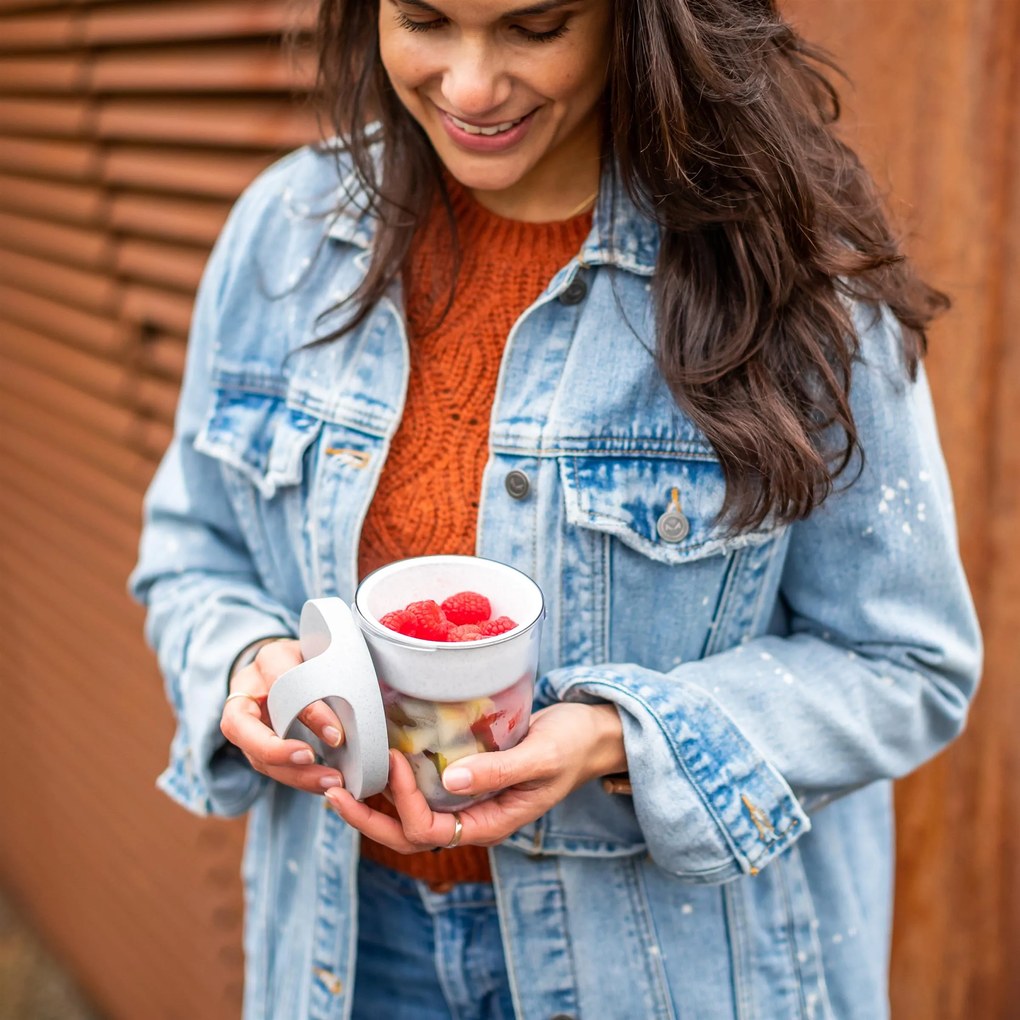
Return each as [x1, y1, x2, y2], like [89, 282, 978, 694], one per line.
[442, 741, 551, 797]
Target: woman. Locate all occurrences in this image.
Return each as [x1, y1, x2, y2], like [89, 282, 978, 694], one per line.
[131, 1, 981, 1017]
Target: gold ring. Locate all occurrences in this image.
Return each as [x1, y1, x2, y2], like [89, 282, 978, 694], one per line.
[444, 812, 464, 850]
[224, 691, 263, 709]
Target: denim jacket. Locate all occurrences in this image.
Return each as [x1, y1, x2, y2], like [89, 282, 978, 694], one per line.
[130, 143, 981, 1020]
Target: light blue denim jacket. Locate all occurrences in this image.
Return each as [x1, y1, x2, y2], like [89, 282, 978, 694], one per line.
[130, 143, 981, 1020]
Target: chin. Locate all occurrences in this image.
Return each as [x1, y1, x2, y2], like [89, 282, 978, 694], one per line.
[436, 153, 531, 194]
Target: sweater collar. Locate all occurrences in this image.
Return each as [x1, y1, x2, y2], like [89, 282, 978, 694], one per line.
[323, 139, 660, 277]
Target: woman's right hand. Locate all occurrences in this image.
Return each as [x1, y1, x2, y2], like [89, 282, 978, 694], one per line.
[219, 638, 346, 794]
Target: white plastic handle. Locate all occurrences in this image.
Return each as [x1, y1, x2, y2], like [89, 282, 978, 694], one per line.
[266, 597, 389, 800]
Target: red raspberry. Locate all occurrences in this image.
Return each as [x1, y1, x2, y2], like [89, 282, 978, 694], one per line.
[403, 600, 449, 641]
[478, 616, 517, 637]
[441, 591, 492, 626]
[447, 624, 484, 642]
[379, 609, 417, 636]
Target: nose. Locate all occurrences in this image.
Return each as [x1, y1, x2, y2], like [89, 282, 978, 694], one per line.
[440, 40, 512, 117]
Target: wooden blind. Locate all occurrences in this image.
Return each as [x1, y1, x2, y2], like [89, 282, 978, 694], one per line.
[0, 2, 317, 1018]
[2, 2, 1018, 1020]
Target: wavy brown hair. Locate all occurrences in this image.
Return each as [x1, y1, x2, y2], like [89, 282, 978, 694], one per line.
[309, 0, 948, 531]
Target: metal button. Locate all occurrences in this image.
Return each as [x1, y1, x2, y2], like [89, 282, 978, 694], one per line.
[559, 277, 587, 305]
[505, 469, 530, 500]
[656, 509, 690, 543]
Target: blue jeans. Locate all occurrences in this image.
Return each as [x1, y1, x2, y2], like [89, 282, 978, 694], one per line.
[352, 859, 516, 1020]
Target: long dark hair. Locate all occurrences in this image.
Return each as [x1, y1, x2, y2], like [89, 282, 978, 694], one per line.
[309, 0, 947, 531]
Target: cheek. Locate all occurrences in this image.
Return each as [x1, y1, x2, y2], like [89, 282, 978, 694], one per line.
[378, 34, 434, 97]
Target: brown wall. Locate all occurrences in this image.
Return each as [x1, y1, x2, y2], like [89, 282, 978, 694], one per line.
[0, 2, 1016, 1018]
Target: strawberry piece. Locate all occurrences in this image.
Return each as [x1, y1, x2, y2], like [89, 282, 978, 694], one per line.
[447, 624, 484, 642]
[379, 610, 417, 636]
[478, 616, 517, 637]
[404, 600, 449, 641]
[441, 591, 492, 626]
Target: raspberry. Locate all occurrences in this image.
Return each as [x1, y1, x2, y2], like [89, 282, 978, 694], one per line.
[404, 600, 449, 641]
[478, 616, 517, 637]
[441, 591, 492, 626]
[379, 609, 417, 636]
[447, 624, 484, 642]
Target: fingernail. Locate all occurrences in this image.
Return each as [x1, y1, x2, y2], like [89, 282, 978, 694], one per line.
[320, 774, 343, 790]
[443, 767, 471, 792]
[290, 749, 315, 765]
[323, 725, 343, 748]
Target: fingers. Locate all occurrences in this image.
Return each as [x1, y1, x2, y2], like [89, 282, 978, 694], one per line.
[220, 639, 344, 794]
[254, 640, 346, 749]
[324, 752, 467, 853]
[440, 740, 559, 800]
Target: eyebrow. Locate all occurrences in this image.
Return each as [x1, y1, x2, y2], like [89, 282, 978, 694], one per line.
[398, 0, 580, 18]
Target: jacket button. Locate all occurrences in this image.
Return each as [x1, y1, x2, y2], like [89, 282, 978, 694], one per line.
[505, 469, 531, 500]
[559, 277, 587, 305]
[549, 1015, 576, 1020]
[656, 509, 690, 543]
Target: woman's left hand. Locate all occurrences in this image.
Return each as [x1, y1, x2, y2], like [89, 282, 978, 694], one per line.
[323, 702, 626, 852]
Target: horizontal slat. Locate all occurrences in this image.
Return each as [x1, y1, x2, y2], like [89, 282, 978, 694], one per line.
[0, 96, 91, 135]
[95, 96, 317, 149]
[0, 209, 111, 265]
[119, 281, 195, 336]
[0, 246, 119, 313]
[138, 330, 187, 380]
[102, 144, 273, 198]
[3, 453, 140, 553]
[0, 357, 162, 457]
[135, 372, 181, 423]
[0, 134, 98, 179]
[0, 173, 105, 225]
[1, 418, 145, 525]
[0, 290, 126, 353]
[82, 0, 316, 46]
[0, 10, 81, 50]
[108, 190, 228, 247]
[89, 42, 314, 93]
[0, 385, 157, 489]
[0, 53, 86, 91]
[1, 317, 132, 403]
[115, 235, 209, 293]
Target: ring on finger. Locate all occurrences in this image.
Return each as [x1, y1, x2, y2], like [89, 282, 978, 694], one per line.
[443, 811, 464, 850]
[225, 691, 263, 709]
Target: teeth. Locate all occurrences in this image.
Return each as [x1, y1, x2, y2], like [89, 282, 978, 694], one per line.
[449, 113, 524, 136]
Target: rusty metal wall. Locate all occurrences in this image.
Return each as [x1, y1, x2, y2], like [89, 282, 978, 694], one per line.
[1, 2, 1017, 1019]
[0, 2, 316, 1018]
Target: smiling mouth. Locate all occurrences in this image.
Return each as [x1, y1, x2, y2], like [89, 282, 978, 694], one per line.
[444, 111, 533, 136]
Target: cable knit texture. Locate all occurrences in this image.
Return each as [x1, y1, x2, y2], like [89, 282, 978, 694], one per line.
[357, 180, 592, 887]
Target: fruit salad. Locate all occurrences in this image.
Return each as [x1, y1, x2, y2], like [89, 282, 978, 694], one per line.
[381, 671, 534, 811]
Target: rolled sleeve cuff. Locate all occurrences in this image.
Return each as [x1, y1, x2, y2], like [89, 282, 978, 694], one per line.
[536, 664, 811, 882]
[159, 602, 296, 818]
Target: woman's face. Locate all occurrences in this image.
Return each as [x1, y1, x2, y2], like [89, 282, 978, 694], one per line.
[379, 0, 611, 212]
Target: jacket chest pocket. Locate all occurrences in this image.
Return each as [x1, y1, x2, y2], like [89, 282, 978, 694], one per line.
[557, 450, 782, 671]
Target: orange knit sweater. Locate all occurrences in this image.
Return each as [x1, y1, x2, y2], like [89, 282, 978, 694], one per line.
[357, 181, 592, 887]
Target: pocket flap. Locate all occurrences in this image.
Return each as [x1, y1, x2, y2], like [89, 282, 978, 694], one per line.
[196, 388, 323, 498]
[559, 453, 776, 564]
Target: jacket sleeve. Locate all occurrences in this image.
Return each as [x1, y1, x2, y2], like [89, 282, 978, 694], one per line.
[535, 306, 982, 882]
[129, 177, 298, 819]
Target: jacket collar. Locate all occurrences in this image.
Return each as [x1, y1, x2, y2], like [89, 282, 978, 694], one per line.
[322, 139, 660, 277]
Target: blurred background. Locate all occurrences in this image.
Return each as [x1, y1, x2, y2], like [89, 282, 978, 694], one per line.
[0, 1, 1016, 1018]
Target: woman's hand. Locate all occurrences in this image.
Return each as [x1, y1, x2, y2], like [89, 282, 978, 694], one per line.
[219, 639, 346, 794]
[324, 702, 626, 852]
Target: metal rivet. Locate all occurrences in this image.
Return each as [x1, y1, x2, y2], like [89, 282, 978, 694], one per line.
[505, 469, 530, 500]
[656, 510, 689, 543]
[559, 277, 587, 305]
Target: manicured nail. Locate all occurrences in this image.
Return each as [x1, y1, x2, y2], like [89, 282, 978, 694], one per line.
[443, 767, 471, 792]
[320, 774, 343, 790]
[323, 726, 343, 748]
[290, 749, 315, 765]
